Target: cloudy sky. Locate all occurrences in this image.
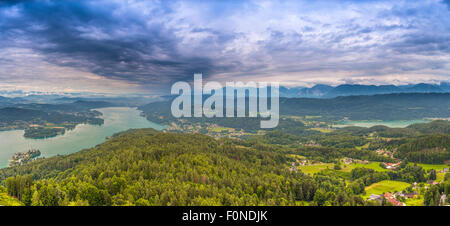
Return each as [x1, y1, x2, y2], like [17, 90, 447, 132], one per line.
[0, 0, 449, 94]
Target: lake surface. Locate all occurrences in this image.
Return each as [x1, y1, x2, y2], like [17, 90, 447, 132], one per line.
[0, 107, 166, 168]
[333, 119, 431, 128]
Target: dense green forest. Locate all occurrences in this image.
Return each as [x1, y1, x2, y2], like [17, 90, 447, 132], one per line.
[23, 127, 66, 139]
[0, 129, 318, 206]
[394, 134, 450, 164]
[1, 128, 448, 206]
[279, 93, 450, 120]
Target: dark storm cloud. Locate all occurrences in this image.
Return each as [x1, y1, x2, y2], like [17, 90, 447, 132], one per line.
[389, 34, 450, 55]
[0, 0, 230, 90]
[0, 0, 449, 93]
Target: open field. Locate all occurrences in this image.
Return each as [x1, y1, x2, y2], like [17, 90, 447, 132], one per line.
[0, 192, 23, 206]
[404, 198, 424, 206]
[436, 173, 446, 182]
[296, 161, 389, 175]
[340, 162, 389, 172]
[309, 128, 333, 133]
[287, 154, 307, 160]
[364, 180, 411, 197]
[355, 143, 370, 150]
[298, 163, 334, 175]
[415, 163, 448, 171]
[211, 126, 234, 133]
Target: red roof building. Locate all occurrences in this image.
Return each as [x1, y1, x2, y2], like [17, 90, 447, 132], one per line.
[388, 198, 405, 206]
[384, 192, 392, 199]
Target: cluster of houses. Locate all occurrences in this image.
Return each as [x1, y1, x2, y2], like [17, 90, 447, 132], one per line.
[298, 159, 309, 166]
[368, 182, 449, 206]
[289, 162, 299, 173]
[303, 140, 321, 147]
[9, 149, 41, 167]
[427, 180, 441, 186]
[289, 160, 311, 173]
[165, 122, 247, 139]
[343, 158, 369, 165]
[383, 162, 402, 170]
[368, 191, 419, 206]
[376, 149, 393, 158]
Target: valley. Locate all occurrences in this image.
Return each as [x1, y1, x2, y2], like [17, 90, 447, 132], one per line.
[0, 107, 165, 168]
[0, 95, 448, 206]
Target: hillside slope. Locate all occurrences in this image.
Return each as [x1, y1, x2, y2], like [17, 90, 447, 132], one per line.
[0, 188, 23, 206]
[0, 129, 317, 206]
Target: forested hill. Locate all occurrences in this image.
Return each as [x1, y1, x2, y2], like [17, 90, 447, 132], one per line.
[0, 100, 114, 123]
[140, 93, 450, 123]
[0, 100, 115, 138]
[280, 93, 450, 120]
[13, 100, 114, 112]
[0, 129, 320, 206]
[395, 134, 450, 164]
[1, 128, 448, 206]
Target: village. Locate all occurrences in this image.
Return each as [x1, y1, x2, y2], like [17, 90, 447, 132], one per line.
[164, 121, 249, 139]
[367, 181, 448, 206]
[288, 155, 449, 206]
[9, 149, 41, 167]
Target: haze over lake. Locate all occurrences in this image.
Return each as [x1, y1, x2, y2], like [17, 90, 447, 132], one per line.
[0, 107, 165, 168]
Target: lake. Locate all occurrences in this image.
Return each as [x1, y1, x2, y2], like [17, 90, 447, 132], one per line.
[333, 119, 431, 128]
[0, 107, 166, 168]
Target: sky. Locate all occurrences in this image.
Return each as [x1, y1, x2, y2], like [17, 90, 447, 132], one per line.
[0, 0, 449, 95]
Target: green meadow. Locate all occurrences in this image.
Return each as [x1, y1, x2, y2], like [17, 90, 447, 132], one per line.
[415, 163, 448, 171]
[412, 163, 448, 182]
[309, 128, 333, 133]
[211, 126, 234, 132]
[340, 162, 389, 172]
[297, 161, 389, 175]
[364, 180, 411, 197]
[404, 198, 424, 206]
[0, 191, 23, 206]
[298, 163, 334, 175]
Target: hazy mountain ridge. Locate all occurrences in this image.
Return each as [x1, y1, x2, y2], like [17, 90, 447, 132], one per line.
[139, 93, 450, 125]
[280, 82, 450, 98]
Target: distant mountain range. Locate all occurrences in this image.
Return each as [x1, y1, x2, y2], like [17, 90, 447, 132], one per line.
[0, 94, 162, 107]
[280, 82, 450, 98]
[0, 82, 449, 103]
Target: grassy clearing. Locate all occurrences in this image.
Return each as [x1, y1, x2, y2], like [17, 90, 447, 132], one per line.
[287, 154, 307, 160]
[355, 143, 370, 150]
[436, 173, 446, 182]
[309, 128, 333, 133]
[297, 160, 390, 175]
[364, 180, 410, 197]
[298, 163, 334, 175]
[340, 162, 389, 172]
[414, 163, 448, 171]
[404, 198, 424, 206]
[211, 127, 234, 132]
[0, 192, 23, 206]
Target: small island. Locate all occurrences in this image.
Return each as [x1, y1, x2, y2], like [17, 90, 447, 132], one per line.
[24, 127, 66, 139]
[9, 149, 41, 167]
